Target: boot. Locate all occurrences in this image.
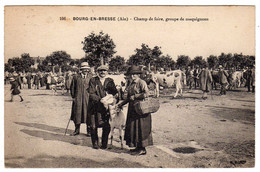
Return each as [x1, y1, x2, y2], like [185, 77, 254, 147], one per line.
[70, 124, 80, 136]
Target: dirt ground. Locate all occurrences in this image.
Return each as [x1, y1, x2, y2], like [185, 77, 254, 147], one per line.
[4, 84, 255, 168]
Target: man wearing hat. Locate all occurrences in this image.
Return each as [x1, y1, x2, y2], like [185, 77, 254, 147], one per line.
[70, 62, 92, 136]
[199, 63, 213, 99]
[88, 64, 118, 149]
[218, 65, 229, 95]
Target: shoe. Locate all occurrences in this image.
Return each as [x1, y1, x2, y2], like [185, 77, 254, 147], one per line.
[93, 144, 100, 149]
[86, 133, 91, 137]
[130, 147, 140, 152]
[70, 131, 79, 136]
[20, 99, 24, 102]
[100, 145, 107, 150]
[138, 149, 147, 156]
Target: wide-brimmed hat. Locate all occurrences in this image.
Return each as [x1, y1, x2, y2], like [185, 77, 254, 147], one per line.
[9, 77, 15, 82]
[80, 62, 90, 70]
[125, 65, 143, 75]
[97, 65, 109, 71]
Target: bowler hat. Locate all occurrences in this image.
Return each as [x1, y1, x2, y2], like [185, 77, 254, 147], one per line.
[97, 65, 109, 71]
[125, 65, 143, 75]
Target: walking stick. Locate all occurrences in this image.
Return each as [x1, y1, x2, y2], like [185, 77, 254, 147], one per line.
[64, 118, 71, 135]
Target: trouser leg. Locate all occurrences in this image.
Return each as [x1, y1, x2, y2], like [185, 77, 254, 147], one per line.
[90, 127, 99, 148]
[86, 125, 91, 136]
[252, 86, 255, 93]
[101, 123, 111, 148]
[70, 123, 80, 136]
[19, 95, 23, 102]
[10, 94, 14, 101]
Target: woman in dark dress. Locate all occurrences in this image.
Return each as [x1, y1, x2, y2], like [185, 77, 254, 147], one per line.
[9, 77, 24, 102]
[117, 65, 153, 156]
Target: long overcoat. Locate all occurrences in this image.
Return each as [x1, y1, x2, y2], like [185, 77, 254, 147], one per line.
[88, 76, 118, 128]
[70, 73, 92, 125]
[199, 68, 213, 92]
[121, 78, 153, 148]
[65, 74, 73, 90]
[218, 70, 229, 84]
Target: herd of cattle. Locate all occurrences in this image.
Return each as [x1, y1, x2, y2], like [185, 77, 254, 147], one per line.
[110, 69, 248, 99]
[5, 68, 249, 98]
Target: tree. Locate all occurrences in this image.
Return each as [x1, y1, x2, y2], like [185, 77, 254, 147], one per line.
[4, 63, 13, 72]
[218, 53, 233, 69]
[207, 55, 219, 69]
[176, 55, 191, 69]
[20, 53, 35, 72]
[109, 55, 125, 72]
[233, 53, 243, 70]
[82, 31, 116, 66]
[156, 55, 176, 71]
[45, 51, 71, 73]
[128, 44, 162, 70]
[191, 56, 207, 68]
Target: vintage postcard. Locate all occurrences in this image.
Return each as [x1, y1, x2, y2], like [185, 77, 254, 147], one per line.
[3, 5, 255, 168]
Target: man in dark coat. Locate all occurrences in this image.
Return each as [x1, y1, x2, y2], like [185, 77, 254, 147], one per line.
[34, 73, 40, 89]
[199, 64, 213, 99]
[70, 62, 92, 136]
[88, 65, 118, 149]
[26, 72, 32, 89]
[218, 65, 229, 95]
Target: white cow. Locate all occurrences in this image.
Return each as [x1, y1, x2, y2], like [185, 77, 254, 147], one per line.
[150, 70, 186, 98]
[229, 71, 244, 89]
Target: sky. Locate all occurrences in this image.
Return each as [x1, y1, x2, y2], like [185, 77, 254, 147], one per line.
[4, 6, 255, 63]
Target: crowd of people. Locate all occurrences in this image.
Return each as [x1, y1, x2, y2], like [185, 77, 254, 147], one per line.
[184, 64, 255, 99]
[5, 62, 255, 155]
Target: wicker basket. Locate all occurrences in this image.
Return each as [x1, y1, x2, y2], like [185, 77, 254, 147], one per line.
[134, 98, 160, 115]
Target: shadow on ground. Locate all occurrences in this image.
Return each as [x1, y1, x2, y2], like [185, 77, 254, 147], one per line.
[15, 122, 131, 155]
[5, 154, 147, 168]
[205, 105, 255, 124]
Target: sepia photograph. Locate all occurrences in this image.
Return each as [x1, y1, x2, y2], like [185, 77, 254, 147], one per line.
[3, 5, 256, 168]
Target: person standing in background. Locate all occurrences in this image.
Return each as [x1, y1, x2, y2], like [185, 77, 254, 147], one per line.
[218, 65, 229, 95]
[9, 77, 24, 102]
[199, 63, 213, 99]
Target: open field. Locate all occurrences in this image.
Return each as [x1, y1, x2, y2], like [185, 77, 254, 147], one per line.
[4, 84, 255, 168]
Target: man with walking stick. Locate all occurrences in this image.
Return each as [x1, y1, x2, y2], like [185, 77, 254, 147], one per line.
[68, 62, 92, 136]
